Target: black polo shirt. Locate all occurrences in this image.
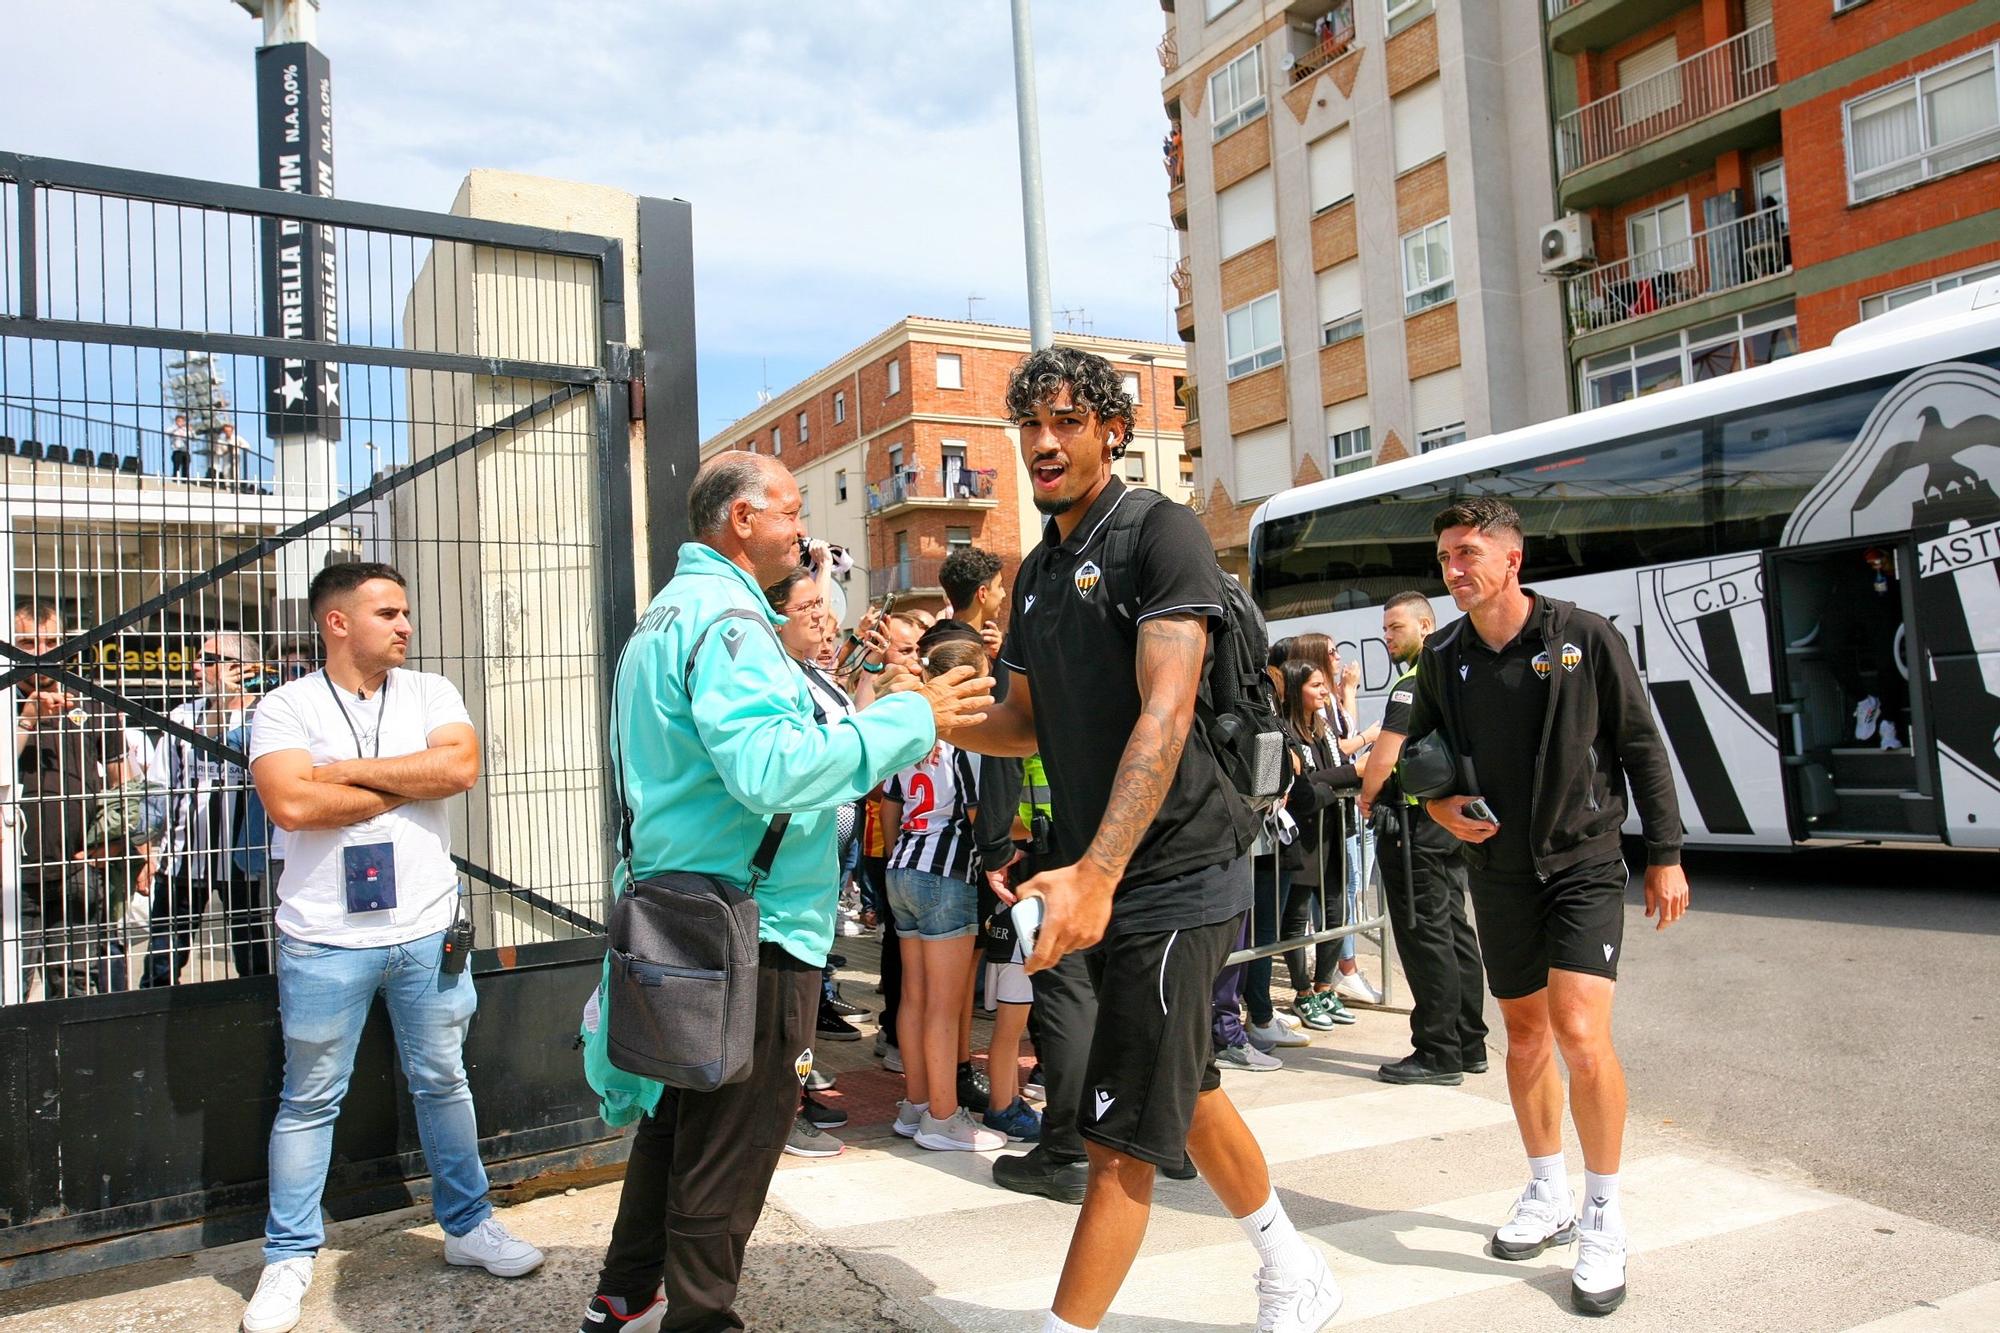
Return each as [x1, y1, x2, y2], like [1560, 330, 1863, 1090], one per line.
[997, 478, 1253, 935]
[1453, 598, 1549, 875]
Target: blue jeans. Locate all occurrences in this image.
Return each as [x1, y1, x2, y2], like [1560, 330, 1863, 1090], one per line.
[264, 929, 490, 1261]
[1340, 830, 1372, 964]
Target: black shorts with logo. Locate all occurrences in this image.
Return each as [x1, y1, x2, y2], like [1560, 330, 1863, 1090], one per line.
[1467, 855, 1630, 1000]
[1079, 910, 1242, 1170]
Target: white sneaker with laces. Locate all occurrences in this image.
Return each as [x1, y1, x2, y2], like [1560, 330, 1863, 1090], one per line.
[1854, 694, 1881, 741]
[1571, 1219, 1628, 1314]
[1333, 970, 1383, 1005]
[1491, 1178, 1577, 1260]
[914, 1105, 1007, 1152]
[1254, 1249, 1343, 1333]
[893, 1099, 926, 1138]
[1247, 1017, 1310, 1048]
[241, 1256, 313, 1333]
[443, 1216, 545, 1277]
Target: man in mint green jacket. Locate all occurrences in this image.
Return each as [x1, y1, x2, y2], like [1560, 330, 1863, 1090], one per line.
[583, 451, 991, 1333]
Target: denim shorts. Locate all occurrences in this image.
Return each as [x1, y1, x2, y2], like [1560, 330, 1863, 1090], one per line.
[886, 868, 978, 941]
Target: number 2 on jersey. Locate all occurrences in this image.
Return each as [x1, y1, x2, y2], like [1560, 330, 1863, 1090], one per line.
[903, 773, 936, 833]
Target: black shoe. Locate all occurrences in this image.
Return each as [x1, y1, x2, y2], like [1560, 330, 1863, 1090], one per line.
[1160, 1154, 1199, 1181]
[1023, 1063, 1046, 1100]
[825, 992, 870, 1019]
[817, 1007, 863, 1042]
[1462, 1041, 1490, 1074]
[801, 1092, 848, 1129]
[827, 953, 848, 969]
[992, 1147, 1088, 1205]
[1377, 1054, 1464, 1086]
[578, 1290, 664, 1333]
[957, 1060, 991, 1113]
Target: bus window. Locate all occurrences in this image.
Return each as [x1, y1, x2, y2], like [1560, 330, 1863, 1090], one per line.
[1253, 480, 1453, 618]
[1717, 381, 1883, 551]
[1462, 428, 1710, 581]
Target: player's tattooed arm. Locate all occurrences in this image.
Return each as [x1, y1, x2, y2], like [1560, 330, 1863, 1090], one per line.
[1081, 613, 1207, 885]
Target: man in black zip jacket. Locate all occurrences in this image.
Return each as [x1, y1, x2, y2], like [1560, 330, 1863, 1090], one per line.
[1384, 497, 1689, 1319]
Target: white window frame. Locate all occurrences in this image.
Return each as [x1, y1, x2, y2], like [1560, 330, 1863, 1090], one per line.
[1205, 0, 1241, 20]
[1125, 451, 1148, 483]
[833, 390, 846, 424]
[1401, 218, 1455, 315]
[1844, 45, 2000, 203]
[1224, 291, 1284, 380]
[771, 426, 783, 456]
[1329, 424, 1372, 476]
[1753, 159, 1787, 211]
[936, 352, 963, 390]
[1417, 422, 1467, 453]
[1210, 47, 1267, 141]
[1859, 260, 2000, 321]
[1386, 0, 1433, 37]
[1121, 371, 1142, 402]
[946, 525, 973, 550]
[886, 359, 901, 396]
[800, 486, 810, 516]
[796, 410, 809, 442]
[1180, 453, 1197, 486]
[836, 468, 848, 503]
[1626, 196, 1694, 277]
[1579, 300, 1799, 407]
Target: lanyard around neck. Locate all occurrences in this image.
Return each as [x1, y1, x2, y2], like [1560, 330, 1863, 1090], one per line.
[323, 669, 390, 759]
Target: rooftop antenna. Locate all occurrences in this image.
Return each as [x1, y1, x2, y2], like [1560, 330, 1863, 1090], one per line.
[966, 294, 985, 321]
[1054, 306, 1093, 336]
[755, 358, 774, 406]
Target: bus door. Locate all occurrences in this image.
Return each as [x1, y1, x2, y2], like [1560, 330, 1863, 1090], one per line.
[1636, 556, 1789, 844]
[1763, 539, 1941, 842]
[1909, 519, 2000, 847]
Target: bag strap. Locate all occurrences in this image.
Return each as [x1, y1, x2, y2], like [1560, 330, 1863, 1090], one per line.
[609, 605, 792, 889]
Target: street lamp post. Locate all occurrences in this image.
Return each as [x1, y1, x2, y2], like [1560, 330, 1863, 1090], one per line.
[1131, 352, 1160, 492]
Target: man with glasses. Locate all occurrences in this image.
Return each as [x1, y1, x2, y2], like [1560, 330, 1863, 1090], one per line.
[143, 631, 273, 986]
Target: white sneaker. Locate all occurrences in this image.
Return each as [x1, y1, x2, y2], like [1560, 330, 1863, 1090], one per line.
[1333, 971, 1383, 1006]
[242, 1256, 313, 1333]
[883, 1044, 905, 1074]
[1571, 1219, 1628, 1314]
[1879, 719, 1901, 750]
[1254, 1249, 1343, 1333]
[1247, 1018, 1310, 1048]
[1492, 1178, 1577, 1260]
[892, 1099, 926, 1138]
[915, 1105, 1007, 1152]
[443, 1215, 545, 1277]
[1855, 694, 1881, 740]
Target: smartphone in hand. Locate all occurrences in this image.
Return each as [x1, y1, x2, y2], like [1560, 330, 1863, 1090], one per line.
[1462, 796, 1498, 824]
[1009, 896, 1044, 962]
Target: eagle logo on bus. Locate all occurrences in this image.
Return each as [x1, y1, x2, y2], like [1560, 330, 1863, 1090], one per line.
[1074, 560, 1101, 597]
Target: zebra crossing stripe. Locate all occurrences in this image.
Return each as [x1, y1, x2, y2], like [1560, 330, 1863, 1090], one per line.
[1840, 1279, 2000, 1331]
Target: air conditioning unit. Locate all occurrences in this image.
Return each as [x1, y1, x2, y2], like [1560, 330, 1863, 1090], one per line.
[1538, 214, 1596, 275]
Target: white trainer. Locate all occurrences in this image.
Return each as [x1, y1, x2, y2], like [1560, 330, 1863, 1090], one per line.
[914, 1105, 1006, 1152]
[1254, 1250, 1343, 1333]
[1854, 693, 1881, 740]
[1247, 1018, 1310, 1048]
[1333, 971, 1383, 1006]
[241, 1256, 313, 1333]
[892, 1099, 926, 1138]
[443, 1216, 545, 1277]
[1571, 1221, 1628, 1314]
[1491, 1177, 1577, 1260]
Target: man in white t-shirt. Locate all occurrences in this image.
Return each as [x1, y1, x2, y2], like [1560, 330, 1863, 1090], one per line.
[239, 562, 541, 1333]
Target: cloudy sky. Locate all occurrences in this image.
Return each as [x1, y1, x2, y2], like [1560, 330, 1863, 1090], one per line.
[4, 1, 1181, 440]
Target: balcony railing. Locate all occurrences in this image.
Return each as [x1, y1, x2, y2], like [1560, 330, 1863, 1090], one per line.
[1158, 30, 1179, 73]
[872, 558, 946, 595]
[1555, 23, 1776, 175]
[866, 465, 997, 514]
[1170, 257, 1192, 301]
[1289, 5, 1356, 84]
[1545, 0, 1584, 17]
[1564, 204, 1790, 335]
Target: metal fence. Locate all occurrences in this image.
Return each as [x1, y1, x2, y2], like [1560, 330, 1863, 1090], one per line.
[0, 152, 630, 1005]
[1226, 793, 1393, 1008]
[1564, 203, 1791, 335]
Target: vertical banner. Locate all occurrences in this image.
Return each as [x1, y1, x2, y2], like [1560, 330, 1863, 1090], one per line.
[256, 41, 341, 440]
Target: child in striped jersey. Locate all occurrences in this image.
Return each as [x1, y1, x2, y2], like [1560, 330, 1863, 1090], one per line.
[884, 625, 1006, 1154]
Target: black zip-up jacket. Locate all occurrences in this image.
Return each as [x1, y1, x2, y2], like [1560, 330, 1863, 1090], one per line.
[1405, 592, 1682, 875]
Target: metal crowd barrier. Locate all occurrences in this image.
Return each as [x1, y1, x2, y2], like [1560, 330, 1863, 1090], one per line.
[1225, 792, 1394, 1008]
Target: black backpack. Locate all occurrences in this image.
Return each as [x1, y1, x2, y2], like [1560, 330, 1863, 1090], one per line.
[1101, 487, 1289, 805]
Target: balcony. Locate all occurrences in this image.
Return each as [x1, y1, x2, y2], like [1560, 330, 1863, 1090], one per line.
[872, 558, 945, 597]
[1564, 203, 1790, 336]
[1288, 3, 1356, 84]
[1556, 25, 1776, 186]
[1159, 29, 1178, 74]
[866, 464, 999, 519]
[1546, 0, 1706, 57]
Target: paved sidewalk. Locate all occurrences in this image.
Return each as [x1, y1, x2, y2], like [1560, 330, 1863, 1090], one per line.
[6, 933, 1999, 1331]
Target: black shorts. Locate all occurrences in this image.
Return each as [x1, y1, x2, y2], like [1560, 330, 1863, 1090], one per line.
[1468, 856, 1629, 1000]
[1079, 913, 1240, 1170]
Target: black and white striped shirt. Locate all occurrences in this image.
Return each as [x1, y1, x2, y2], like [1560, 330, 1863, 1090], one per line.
[886, 742, 980, 881]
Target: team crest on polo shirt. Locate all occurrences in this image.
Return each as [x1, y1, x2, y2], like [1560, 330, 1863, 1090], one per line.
[1561, 642, 1583, 672]
[1074, 560, 1102, 597]
[1531, 650, 1553, 681]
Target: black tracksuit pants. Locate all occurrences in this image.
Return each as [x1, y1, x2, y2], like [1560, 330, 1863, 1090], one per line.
[1380, 805, 1488, 1070]
[597, 943, 819, 1331]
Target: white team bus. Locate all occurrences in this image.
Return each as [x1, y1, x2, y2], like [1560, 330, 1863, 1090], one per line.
[1249, 280, 2000, 849]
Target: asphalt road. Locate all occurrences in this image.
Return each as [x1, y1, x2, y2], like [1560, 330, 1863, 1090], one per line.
[1609, 842, 2000, 1243]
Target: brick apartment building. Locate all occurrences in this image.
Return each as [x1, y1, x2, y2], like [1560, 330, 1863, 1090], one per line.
[697, 319, 1191, 623]
[1546, 0, 2000, 408]
[1159, 0, 1569, 576]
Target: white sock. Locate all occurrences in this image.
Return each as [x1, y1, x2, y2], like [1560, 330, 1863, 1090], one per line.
[1582, 1169, 1622, 1232]
[1529, 1152, 1570, 1201]
[1240, 1189, 1312, 1273]
[1042, 1313, 1094, 1333]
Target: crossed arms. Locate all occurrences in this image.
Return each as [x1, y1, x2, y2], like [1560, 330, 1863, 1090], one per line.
[252, 724, 480, 832]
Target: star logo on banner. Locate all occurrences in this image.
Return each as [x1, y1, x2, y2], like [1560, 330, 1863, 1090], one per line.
[277, 373, 306, 407]
[320, 373, 340, 408]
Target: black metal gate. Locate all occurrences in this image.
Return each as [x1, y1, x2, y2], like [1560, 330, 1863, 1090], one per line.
[0, 152, 643, 1281]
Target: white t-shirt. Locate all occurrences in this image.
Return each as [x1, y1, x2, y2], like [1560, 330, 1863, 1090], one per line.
[248, 668, 474, 948]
